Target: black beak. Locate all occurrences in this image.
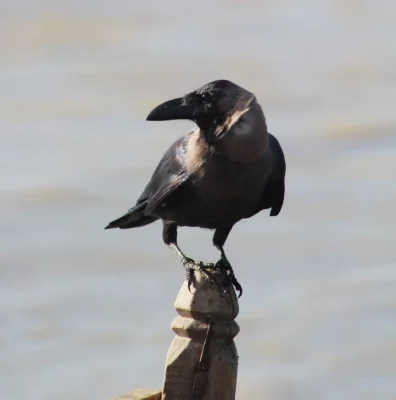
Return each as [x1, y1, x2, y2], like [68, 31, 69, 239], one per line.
[146, 96, 197, 121]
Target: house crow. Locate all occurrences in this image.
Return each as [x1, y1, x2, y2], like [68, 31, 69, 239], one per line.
[105, 79, 286, 297]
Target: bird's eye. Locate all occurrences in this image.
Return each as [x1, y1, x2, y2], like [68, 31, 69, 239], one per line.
[202, 92, 212, 102]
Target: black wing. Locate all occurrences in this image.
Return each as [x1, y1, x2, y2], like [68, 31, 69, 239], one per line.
[140, 135, 189, 214]
[105, 134, 190, 229]
[246, 133, 286, 218]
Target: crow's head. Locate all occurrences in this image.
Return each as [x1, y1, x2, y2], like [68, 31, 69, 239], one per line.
[146, 80, 265, 144]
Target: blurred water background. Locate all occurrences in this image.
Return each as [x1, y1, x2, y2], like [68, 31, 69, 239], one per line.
[1, 1, 395, 399]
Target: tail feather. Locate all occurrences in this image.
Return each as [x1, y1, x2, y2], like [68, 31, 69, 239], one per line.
[118, 215, 158, 229]
[105, 201, 158, 229]
[105, 213, 138, 229]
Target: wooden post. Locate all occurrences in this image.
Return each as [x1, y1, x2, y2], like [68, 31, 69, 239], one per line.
[161, 271, 240, 400]
[111, 271, 239, 400]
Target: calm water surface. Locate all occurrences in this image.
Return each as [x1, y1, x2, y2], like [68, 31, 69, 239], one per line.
[1, 1, 395, 399]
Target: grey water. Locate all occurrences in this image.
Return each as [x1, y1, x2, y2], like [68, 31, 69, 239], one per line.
[1, 1, 395, 399]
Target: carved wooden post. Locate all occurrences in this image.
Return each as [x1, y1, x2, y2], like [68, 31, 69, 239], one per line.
[111, 271, 239, 400]
[161, 271, 240, 400]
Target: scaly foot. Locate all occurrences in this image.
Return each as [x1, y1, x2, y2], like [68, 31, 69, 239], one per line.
[182, 257, 222, 293]
[215, 258, 243, 298]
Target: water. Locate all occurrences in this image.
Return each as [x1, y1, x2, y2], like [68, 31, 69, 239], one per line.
[1, 1, 395, 399]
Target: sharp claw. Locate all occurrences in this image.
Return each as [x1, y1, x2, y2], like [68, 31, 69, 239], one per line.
[215, 258, 244, 298]
[235, 283, 243, 298]
[186, 268, 194, 293]
[230, 273, 243, 297]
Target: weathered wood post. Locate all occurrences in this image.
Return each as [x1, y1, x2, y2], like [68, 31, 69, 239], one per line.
[161, 271, 239, 400]
[112, 271, 239, 400]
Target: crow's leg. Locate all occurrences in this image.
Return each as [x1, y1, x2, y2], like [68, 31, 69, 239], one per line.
[213, 226, 243, 297]
[163, 221, 221, 292]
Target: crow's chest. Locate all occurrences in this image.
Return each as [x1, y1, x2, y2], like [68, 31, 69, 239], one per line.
[189, 155, 266, 206]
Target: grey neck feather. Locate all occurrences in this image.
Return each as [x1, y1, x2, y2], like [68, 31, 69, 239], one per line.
[214, 101, 269, 163]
